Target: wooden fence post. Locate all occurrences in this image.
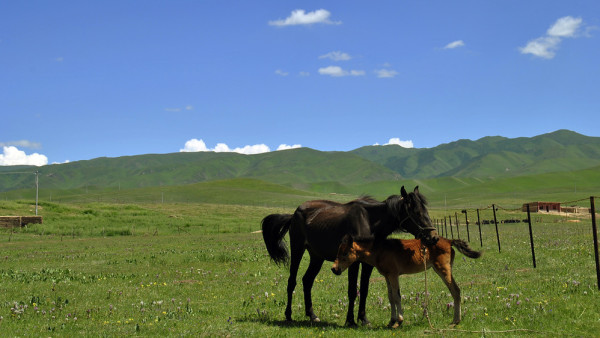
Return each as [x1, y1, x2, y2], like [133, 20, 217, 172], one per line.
[477, 209, 483, 247]
[526, 204, 536, 268]
[590, 196, 599, 290]
[462, 209, 470, 242]
[449, 215, 454, 239]
[493, 204, 501, 253]
[444, 217, 448, 239]
[455, 212, 460, 239]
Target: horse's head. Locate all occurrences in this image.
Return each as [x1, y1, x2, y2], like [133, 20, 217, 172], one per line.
[389, 186, 439, 244]
[331, 234, 359, 276]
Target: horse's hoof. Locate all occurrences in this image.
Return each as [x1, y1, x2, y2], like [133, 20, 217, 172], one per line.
[310, 315, 320, 323]
[387, 322, 401, 329]
[345, 320, 357, 327]
[359, 318, 371, 327]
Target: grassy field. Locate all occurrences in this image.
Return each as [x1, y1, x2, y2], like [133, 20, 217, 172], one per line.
[1, 199, 599, 336]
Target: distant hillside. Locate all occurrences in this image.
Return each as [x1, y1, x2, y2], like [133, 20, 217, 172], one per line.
[352, 130, 600, 178]
[0, 148, 400, 192]
[1, 129, 598, 194]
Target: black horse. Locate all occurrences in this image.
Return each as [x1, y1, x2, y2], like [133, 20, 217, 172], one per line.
[262, 186, 438, 326]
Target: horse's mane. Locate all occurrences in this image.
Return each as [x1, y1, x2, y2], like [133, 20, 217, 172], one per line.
[351, 195, 381, 205]
[411, 190, 429, 206]
[380, 190, 431, 235]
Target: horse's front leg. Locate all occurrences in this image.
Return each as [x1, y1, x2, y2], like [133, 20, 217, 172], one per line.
[357, 262, 373, 326]
[345, 262, 360, 326]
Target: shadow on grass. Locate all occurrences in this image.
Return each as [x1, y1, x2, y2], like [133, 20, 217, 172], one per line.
[237, 316, 338, 329]
[237, 316, 394, 332]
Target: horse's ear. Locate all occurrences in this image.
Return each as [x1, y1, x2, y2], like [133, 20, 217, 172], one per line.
[401, 186, 408, 198]
[414, 186, 419, 194]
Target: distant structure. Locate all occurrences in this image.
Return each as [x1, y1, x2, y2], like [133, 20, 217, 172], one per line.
[522, 202, 561, 213]
[0, 216, 43, 227]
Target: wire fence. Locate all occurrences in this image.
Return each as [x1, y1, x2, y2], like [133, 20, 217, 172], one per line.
[431, 196, 599, 290]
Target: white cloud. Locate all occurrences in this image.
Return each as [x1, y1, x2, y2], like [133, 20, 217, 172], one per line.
[55, 57, 64, 62]
[520, 16, 584, 59]
[520, 36, 560, 59]
[277, 144, 302, 151]
[319, 51, 351, 61]
[180, 139, 303, 155]
[269, 9, 341, 27]
[443, 40, 465, 49]
[318, 66, 365, 77]
[275, 69, 289, 76]
[547, 16, 582, 37]
[166, 105, 193, 112]
[299, 71, 310, 77]
[180, 139, 210, 152]
[350, 70, 365, 76]
[375, 69, 398, 78]
[0, 146, 48, 166]
[374, 138, 414, 148]
[180, 139, 271, 155]
[0, 140, 42, 149]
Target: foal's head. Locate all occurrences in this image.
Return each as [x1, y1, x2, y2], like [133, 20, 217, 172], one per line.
[331, 235, 367, 275]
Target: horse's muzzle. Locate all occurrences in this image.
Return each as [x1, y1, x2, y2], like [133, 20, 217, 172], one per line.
[331, 266, 342, 276]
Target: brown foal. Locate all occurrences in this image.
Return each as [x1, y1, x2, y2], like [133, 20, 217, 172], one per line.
[331, 234, 481, 328]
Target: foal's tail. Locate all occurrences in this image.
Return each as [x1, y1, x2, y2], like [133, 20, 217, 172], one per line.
[450, 239, 483, 259]
[261, 214, 293, 265]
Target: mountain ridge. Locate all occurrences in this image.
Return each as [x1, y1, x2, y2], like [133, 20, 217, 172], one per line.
[1, 129, 599, 193]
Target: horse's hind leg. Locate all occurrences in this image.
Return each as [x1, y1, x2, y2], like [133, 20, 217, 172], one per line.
[357, 263, 374, 326]
[302, 253, 324, 322]
[345, 262, 360, 326]
[433, 254, 461, 325]
[285, 231, 304, 321]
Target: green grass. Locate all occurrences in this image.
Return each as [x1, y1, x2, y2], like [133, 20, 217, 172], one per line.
[0, 200, 599, 336]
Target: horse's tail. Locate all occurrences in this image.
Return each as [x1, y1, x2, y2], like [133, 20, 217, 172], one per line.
[450, 239, 482, 259]
[261, 214, 293, 265]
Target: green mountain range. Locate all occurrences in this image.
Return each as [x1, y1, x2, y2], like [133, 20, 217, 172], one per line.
[1, 130, 599, 199]
[351, 129, 600, 178]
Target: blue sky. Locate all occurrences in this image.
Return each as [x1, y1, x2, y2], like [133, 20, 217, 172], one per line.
[1, 1, 599, 166]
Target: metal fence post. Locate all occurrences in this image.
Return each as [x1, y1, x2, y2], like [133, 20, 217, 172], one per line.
[462, 209, 470, 242]
[455, 212, 460, 239]
[527, 204, 536, 268]
[590, 196, 599, 290]
[477, 209, 483, 247]
[493, 204, 501, 253]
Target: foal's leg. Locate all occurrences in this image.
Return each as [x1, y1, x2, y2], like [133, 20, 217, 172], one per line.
[433, 261, 461, 325]
[391, 275, 404, 327]
[385, 276, 403, 328]
[357, 263, 374, 326]
[302, 254, 324, 322]
[345, 262, 360, 326]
